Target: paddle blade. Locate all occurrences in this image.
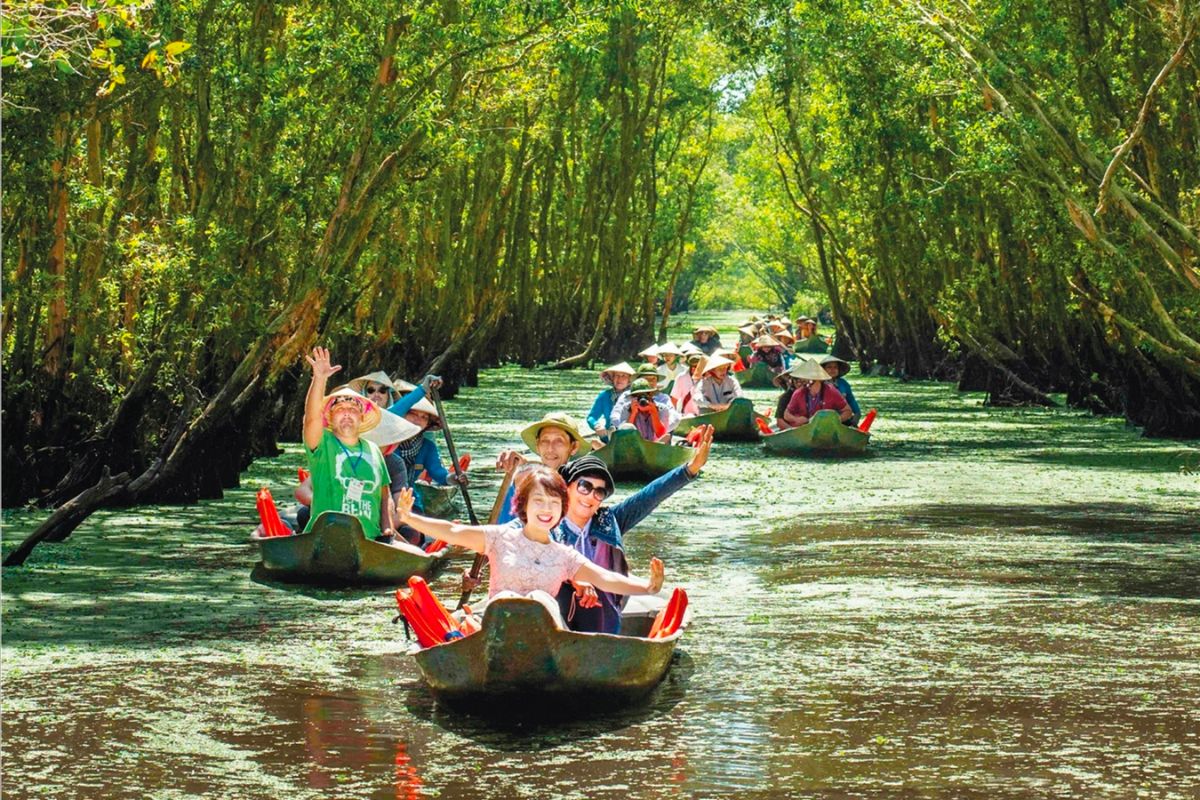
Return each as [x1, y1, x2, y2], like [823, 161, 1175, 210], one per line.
[858, 409, 877, 433]
[457, 453, 471, 472]
[423, 539, 448, 554]
[297, 467, 310, 483]
[755, 417, 773, 436]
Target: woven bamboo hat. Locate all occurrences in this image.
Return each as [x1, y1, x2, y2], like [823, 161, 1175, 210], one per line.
[819, 354, 851, 378]
[638, 344, 661, 358]
[362, 407, 422, 447]
[753, 334, 783, 349]
[700, 354, 735, 375]
[786, 358, 833, 382]
[347, 371, 400, 402]
[656, 342, 683, 357]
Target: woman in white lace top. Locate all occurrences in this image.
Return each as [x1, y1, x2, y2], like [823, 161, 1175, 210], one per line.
[394, 466, 665, 600]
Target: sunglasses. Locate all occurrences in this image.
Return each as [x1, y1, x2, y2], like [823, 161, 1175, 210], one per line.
[574, 478, 610, 501]
[364, 384, 389, 395]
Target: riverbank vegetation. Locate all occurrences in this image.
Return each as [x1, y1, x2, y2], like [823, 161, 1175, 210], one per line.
[4, 1, 1197, 556]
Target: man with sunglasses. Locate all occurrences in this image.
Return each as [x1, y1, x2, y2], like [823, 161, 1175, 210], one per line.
[552, 424, 714, 635]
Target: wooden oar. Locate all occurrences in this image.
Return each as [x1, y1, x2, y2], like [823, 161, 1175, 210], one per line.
[429, 387, 480, 526]
[456, 466, 516, 610]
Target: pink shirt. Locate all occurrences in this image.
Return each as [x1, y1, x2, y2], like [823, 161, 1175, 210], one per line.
[786, 383, 848, 419]
[671, 371, 700, 416]
[482, 522, 588, 598]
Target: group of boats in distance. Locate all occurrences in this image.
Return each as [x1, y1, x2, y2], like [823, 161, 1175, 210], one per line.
[250, 343, 874, 714]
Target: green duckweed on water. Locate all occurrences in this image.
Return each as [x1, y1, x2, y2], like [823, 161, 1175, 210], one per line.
[3, 314, 1199, 799]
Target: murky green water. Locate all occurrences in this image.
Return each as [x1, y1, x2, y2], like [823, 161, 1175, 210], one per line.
[4, 313, 1198, 799]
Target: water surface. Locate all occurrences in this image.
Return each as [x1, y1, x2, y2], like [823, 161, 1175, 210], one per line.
[4, 315, 1198, 799]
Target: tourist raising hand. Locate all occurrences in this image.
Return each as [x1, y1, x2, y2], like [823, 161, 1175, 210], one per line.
[306, 346, 342, 381]
[684, 424, 715, 477]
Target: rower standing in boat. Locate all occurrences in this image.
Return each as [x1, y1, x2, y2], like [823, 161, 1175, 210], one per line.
[587, 362, 636, 443]
[689, 325, 722, 356]
[819, 354, 862, 426]
[691, 353, 744, 413]
[301, 348, 404, 545]
[781, 359, 852, 428]
[550, 429, 713, 635]
[394, 467, 667, 629]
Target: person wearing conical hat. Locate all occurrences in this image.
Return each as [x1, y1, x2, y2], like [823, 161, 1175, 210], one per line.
[775, 329, 796, 349]
[689, 325, 722, 356]
[587, 362, 636, 442]
[820, 354, 861, 426]
[610, 377, 681, 441]
[747, 334, 791, 373]
[637, 344, 661, 368]
[348, 371, 402, 407]
[392, 394, 466, 518]
[655, 342, 686, 384]
[782, 358, 851, 428]
[691, 353, 744, 413]
[670, 347, 705, 416]
[302, 347, 405, 544]
[795, 316, 819, 341]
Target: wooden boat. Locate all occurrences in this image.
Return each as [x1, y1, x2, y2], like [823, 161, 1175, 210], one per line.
[411, 595, 688, 710]
[594, 427, 692, 481]
[674, 397, 766, 441]
[761, 409, 870, 455]
[792, 335, 829, 354]
[415, 480, 458, 518]
[252, 511, 448, 587]
[735, 361, 780, 389]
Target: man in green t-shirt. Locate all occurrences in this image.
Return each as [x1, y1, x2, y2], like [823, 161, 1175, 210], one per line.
[303, 346, 397, 541]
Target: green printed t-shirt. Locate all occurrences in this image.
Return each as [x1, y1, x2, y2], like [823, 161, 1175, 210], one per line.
[306, 429, 389, 539]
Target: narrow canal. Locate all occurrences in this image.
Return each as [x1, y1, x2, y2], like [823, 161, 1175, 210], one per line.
[4, 315, 1198, 799]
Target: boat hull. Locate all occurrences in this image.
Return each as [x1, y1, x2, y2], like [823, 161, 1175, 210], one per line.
[793, 335, 829, 354]
[415, 480, 458, 518]
[761, 409, 870, 455]
[674, 397, 765, 441]
[254, 511, 448, 587]
[735, 361, 780, 389]
[412, 596, 684, 709]
[594, 428, 692, 480]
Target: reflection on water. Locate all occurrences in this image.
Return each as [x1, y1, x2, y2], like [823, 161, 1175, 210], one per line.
[3, 312, 1199, 798]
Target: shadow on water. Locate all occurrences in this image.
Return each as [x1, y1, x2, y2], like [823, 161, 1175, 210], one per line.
[402, 651, 696, 750]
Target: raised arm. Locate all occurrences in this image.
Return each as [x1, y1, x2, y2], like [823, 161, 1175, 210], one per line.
[303, 347, 342, 450]
[394, 487, 486, 552]
[574, 556, 664, 596]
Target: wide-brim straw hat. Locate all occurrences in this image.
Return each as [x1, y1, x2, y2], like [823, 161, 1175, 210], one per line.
[362, 407, 422, 447]
[322, 387, 382, 433]
[405, 396, 443, 431]
[638, 344, 661, 358]
[700, 354, 735, 375]
[347, 371, 401, 403]
[692, 325, 719, 336]
[786, 358, 833, 382]
[820, 354, 851, 377]
[753, 334, 783, 349]
[521, 412, 591, 452]
[600, 361, 637, 385]
[655, 342, 683, 357]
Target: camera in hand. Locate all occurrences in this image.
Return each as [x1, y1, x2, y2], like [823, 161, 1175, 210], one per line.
[636, 397, 652, 407]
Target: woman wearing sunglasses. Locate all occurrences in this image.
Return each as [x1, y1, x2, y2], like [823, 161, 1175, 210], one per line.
[550, 427, 714, 635]
[394, 467, 666, 627]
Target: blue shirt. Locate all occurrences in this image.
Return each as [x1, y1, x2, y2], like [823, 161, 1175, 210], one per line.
[833, 376, 861, 419]
[587, 388, 619, 434]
